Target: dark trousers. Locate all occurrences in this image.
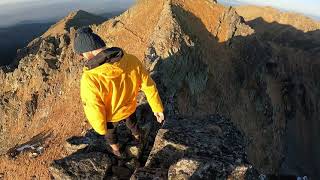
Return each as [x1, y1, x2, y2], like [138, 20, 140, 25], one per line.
[105, 111, 140, 144]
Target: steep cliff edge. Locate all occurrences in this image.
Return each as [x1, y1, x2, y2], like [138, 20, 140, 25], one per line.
[0, 0, 319, 179]
[235, 5, 320, 178]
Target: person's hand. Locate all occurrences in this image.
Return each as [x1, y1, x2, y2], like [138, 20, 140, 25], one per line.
[154, 112, 165, 123]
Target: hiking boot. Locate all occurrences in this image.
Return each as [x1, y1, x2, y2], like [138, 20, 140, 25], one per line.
[111, 149, 127, 159]
[106, 144, 126, 159]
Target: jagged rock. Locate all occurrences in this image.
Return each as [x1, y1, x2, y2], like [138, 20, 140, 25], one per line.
[64, 129, 108, 154]
[44, 58, 60, 70]
[167, 159, 200, 179]
[52, 118, 155, 178]
[126, 145, 140, 158]
[25, 93, 38, 118]
[63, 136, 89, 155]
[59, 34, 70, 48]
[227, 165, 260, 180]
[39, 40, 56, 56]
[135, 115, 260, 179]
[49, 152, 111, 180]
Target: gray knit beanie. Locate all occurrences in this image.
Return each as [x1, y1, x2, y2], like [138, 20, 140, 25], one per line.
[73, 27, 106, 54]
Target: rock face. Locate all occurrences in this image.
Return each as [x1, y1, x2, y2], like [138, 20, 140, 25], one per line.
[0, 0, 319, 179]
[49, 152, 112, 180]
[132, 115, 260, 179]
[235, 5, 320, 178]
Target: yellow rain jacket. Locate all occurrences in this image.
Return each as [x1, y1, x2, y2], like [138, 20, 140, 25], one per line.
[80, 47, 164, 135]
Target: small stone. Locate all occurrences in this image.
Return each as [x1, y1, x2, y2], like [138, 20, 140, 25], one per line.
[126, 145, 140, 158]
[29, 152, 39, 158]
[228, 165, 260, 180]
[36, 147, 44, 154]
[168, 159, 201, 180]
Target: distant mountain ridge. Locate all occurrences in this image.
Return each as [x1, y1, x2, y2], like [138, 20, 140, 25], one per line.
[0, 22, 53, 65]
[236, 5, 320, 31]
[0, 10, 123, 66]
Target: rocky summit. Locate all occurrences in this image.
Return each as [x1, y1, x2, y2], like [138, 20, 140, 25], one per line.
[0, 0, 319, 179]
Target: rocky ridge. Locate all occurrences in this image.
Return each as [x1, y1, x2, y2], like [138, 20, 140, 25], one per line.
[0, 0, 319, 179]
[42, 10, 105, 38]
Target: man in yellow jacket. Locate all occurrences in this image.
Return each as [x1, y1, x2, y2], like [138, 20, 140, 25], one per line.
[73, 27, 165, 157]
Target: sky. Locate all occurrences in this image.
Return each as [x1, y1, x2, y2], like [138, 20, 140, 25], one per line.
[0, 0, 135, 27]
[0, 0, 319, 27]
[219, 0, 320, 19]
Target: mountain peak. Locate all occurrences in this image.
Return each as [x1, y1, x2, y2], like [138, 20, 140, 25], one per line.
[1, 0, 320, 179]
[42, 9, 105, 38]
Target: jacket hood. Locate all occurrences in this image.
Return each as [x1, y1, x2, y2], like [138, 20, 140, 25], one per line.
[85, 47, 124, 69]
[83, 47, 126, 78]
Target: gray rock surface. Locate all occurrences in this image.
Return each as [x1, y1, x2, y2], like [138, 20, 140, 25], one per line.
[132, 115, 260, 179]
[49, 152, 112, 180]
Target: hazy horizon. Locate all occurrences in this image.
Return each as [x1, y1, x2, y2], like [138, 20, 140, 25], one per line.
[0, 0, 319, 28]
[0, 0, 135, 27]
[219, 0, 320, 20]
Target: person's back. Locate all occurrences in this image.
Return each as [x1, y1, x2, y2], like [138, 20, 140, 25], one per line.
[81, 47, 164, 133]
[73, 27, 165, 157]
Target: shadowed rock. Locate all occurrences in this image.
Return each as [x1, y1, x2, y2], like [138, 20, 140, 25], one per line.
[132, 115, 260, 179]
[6, 130, 53, 159]
[49, 152, 112, 180]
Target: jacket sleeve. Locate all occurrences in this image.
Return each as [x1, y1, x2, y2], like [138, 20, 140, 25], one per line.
[139, 61, 164, 113]
[80, 74, 107, 135]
